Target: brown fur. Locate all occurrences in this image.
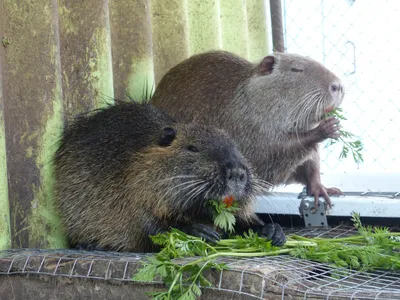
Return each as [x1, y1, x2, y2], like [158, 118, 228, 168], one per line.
[54, 101, 266, 252]
[151, 50, 345, 205]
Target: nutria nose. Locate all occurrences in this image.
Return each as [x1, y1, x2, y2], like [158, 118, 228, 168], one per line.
[330, 83, 344, 94]
[224, 161, 247, 182]
[227, 167, 247, 182]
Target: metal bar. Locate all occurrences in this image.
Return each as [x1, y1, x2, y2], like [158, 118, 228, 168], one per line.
[269, 0, 285, 52]
[255, 193, 400, 218]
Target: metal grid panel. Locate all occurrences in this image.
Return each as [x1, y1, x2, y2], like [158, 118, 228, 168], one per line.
[1, 226, 399, 299]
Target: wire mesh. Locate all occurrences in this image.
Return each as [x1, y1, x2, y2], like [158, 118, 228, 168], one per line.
[0, 225, 399, 299]
[282, 0, 400, 183]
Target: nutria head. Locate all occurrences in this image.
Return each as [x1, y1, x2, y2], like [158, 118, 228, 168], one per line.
[130, 123, 260, 221]
[246, 53, 345, 132]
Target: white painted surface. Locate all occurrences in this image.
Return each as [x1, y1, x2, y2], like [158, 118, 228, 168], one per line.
[255, 193, 400, 218]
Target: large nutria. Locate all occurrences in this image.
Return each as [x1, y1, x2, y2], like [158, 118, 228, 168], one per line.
[54, 101, 285, 252]
[151, 50, 345, 207]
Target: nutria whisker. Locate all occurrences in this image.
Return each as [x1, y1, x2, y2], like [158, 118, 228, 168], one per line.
[160, 175, 199, 182]
[204, 182, 216, 200]
[253, 177, 274, 189]
[163, 179, 205, 197]
[182, 182, 209, 209]
[168, 181, 205, 203]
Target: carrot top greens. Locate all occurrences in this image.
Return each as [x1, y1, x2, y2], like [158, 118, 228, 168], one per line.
[325, 107, 364, 164]
[134, 212, 400, 300]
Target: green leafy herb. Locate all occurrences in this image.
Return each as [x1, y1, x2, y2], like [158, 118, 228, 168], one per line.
[208, 199, 240, 233]
[325, 107, 364, 164]
[134, 213, 400, 299]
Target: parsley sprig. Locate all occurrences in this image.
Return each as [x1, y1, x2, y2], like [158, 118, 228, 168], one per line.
[325, 107, 364, 163]
[208, 199, 240, 233]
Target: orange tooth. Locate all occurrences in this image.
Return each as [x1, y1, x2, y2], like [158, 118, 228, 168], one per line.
[223, 195, 234, 207]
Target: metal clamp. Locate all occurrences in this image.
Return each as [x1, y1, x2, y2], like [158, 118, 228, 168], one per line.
[298, 187, 329, 228]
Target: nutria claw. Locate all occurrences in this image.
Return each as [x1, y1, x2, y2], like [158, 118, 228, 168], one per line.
[326, 187, 343, 196]
[307, 182, 333, 209]
[258, 223, 286, 247]
[181, 223, 221, 244]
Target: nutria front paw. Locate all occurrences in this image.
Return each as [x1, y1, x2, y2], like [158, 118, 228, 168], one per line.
[181, 223, 221, 244]
[307, 182, 343, 209]
[258, 223, 286, 246]
[316, 116, 340, 141]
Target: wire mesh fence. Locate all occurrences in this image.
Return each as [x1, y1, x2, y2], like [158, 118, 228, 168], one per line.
[282, 0, 400, 184]
[1, 225, 399, 299]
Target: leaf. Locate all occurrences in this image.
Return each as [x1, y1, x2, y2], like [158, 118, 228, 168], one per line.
[208, 199, 240, 233]
[325, 108, 364, 164]
[133, 261, 158, 282]
[214, 210, 237, 233]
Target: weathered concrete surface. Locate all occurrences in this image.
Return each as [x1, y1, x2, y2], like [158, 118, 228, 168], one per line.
[0, 0, 11, 251]
[151, 0, 190, 84]
[0, 276, 164, 300]
[109, 0, 155, 101]
[0, 275, 266, 300]
[220, 0, 250, 59]
[1, 0, 67, 249]
[187, 0, 222, 55]
[58, 0, 114, 117]
[246, 0, 270, 61]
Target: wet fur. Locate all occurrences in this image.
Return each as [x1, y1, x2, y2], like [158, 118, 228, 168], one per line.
[54, 101, 268, 252]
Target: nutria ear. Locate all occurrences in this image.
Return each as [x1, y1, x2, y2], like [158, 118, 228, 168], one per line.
[159, 127, 177, 147]
[259, 56, 275, 75]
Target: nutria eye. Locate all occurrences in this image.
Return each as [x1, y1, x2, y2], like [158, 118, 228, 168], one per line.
[187, 145, 199, 152]
[291, 67, 303, 72]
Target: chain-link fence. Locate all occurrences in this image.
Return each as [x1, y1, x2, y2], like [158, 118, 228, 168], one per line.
[282, 0, 400, 190]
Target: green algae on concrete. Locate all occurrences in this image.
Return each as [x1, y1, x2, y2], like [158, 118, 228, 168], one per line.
[246, 0, 270, 61]
[28, 70, 68, 249]
[0, 100, 11, 250]
[2, 0, 67, 248]
[109, 0, 154, 101]
[58, 0, 114, 115]
[187, 0, 221, 55]
[219, 0, 249, 59]
[0, 0, 11, 250]
[151, 0, 190, 84]
[88, 25, 114, 107]
[126, 58, 155, 101]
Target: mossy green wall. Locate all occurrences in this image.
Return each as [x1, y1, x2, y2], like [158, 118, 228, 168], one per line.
[0, 0, 272, 249]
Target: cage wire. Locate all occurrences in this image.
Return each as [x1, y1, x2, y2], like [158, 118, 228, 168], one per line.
[282, 0, 400, 175]
[1, 225, 399, 299]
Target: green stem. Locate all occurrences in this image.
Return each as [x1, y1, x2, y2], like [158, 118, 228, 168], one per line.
[288, 232, 400, 244]
[284, 240, 318, 247]
[185, 260, 211, 295]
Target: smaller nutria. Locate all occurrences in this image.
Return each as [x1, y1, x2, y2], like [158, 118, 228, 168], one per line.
[151, 50, 345, 208]
[54, 101, 285, 252]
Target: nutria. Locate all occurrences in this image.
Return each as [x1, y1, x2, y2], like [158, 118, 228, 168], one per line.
[151, 50, 345, 207]
[54, 101, 285, 252]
